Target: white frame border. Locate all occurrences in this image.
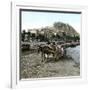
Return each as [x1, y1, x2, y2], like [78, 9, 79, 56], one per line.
[11, 2, 87, 88]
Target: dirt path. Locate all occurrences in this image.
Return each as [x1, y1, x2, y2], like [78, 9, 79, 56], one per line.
[20, 52, 80, 79]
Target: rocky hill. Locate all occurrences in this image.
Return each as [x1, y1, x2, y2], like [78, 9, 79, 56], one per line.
[39, 21, 80, 39]
[53, 22, 79, 36]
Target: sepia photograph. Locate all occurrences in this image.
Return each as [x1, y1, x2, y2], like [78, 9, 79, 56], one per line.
[20, 9, 81, 79]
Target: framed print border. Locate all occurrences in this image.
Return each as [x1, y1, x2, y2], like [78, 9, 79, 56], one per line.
[11, 1, 87, 88]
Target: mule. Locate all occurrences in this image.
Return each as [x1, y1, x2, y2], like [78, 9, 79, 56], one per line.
[38, 44, 65, 62]
[38, 45, 56, 62]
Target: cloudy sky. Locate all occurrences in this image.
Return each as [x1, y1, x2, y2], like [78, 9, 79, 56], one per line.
[21, 10, 81, 33]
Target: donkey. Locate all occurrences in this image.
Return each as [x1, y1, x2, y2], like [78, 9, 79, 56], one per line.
[38, 45, 55, 62]
[38, 44, 65, 62]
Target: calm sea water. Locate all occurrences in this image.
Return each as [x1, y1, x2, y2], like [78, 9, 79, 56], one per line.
[66, 45, 80, 64]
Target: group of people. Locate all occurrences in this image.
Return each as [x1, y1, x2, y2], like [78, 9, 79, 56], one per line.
[38, 41, 65, 62]
[46, 41, 65, 58]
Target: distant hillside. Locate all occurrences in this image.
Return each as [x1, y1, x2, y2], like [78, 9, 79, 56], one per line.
[39, 22, 79, 38]
[53, 22, 79, 36]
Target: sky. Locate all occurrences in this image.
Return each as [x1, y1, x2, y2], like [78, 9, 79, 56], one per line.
[21, 11, 81, 33]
